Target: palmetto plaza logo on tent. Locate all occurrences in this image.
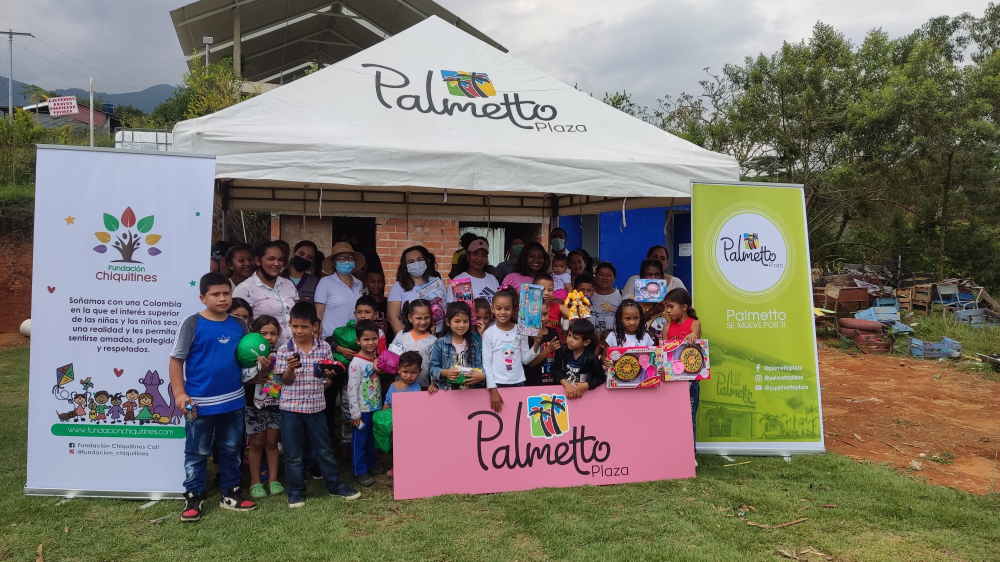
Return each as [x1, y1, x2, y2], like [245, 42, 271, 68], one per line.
[440, 71, 496, 98]
[526, 394, 568, 439]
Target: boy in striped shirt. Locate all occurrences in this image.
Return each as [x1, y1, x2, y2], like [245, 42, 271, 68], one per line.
[275, 302, 361, 507]
[170, 272, 257, 522]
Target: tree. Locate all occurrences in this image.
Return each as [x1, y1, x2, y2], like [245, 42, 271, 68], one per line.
[784, 396, 805, 435]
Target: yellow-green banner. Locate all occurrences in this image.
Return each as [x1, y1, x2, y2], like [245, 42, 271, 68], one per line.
[692, 182, 824, 455]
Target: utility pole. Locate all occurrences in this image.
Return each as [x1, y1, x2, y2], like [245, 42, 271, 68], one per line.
[2, 29, 33, 123]
[89, 77, 93, 147]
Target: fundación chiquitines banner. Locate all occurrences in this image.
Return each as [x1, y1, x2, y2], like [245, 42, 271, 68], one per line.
[392, 384, 695, 500]
[691, 182, 824, 456]
[26, 146, 215, 498]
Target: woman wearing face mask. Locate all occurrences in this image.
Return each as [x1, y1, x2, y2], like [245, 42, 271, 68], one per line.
[494, 238, 524, 284]
[314, 242, 366, 339]
[281, 240, 319, 303]
[233, 241, 299, 343]
[387, 246, 447, 335]
[547, 228, 568, 267]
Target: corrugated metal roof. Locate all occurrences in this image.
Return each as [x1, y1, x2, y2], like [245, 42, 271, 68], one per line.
[169, 0, 505, 83]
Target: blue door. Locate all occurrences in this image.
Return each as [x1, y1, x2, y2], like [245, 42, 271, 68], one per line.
[672, 212, 692, 293]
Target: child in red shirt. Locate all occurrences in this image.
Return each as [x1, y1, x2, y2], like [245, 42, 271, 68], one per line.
[662, 288, 702, 461]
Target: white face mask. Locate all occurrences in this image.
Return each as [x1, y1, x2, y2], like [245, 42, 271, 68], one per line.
[407, 261, 427, 278]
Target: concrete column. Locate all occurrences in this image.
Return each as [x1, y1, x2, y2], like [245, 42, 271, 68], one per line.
[232, 4, 241, 76]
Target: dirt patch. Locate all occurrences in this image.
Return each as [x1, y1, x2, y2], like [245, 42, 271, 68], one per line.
[819, 342, 1000, 495]
[0, 332, 29, 350]
[0, 236, 32, 335]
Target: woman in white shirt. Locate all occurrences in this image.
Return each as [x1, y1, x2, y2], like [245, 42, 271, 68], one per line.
[623, 245, 683, 300]
[387, 245, 447, 335]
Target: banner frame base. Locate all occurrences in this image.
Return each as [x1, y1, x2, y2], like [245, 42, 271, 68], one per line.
[696, 443, 826, 457]
[24, 487, 184, 500]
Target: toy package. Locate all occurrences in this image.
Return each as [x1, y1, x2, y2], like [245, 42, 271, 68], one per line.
[451, 279, 477, 323]
[606, 347, 662, 388]
[566, 290, 592, 319]
[517, 283, 544, 336]
[633, 279, 668, 303]
[662, 339, 711, 381]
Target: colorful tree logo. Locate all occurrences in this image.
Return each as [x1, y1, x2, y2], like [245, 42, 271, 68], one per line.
[440, 71, 496, 98]
[93, 207, 162, 263]
[526, 394, 568, 439]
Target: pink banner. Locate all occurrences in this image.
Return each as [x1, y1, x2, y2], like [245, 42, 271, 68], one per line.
[392, 384, 695, 500]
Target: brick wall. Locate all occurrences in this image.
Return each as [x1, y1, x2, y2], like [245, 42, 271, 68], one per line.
[376, 217, 460, 286]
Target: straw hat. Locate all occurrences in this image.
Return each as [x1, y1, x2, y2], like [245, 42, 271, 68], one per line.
[322, 242, 366, 275]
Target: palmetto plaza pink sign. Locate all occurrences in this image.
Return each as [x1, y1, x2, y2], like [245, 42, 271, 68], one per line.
[392, 384, 695, 500]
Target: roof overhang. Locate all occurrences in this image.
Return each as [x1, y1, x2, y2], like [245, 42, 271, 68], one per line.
[169, 0, 506, 83]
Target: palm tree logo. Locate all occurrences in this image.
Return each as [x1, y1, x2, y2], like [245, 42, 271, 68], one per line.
[527, 394, 568, 439]
[92, 206, 162, 263]
[440, 70, 496, 98]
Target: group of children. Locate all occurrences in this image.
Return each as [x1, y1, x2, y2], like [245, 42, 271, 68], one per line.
[171, 263, 702, 522]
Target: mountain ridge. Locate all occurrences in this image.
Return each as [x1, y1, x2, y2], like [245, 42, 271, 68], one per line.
[0, 78, 176, 113]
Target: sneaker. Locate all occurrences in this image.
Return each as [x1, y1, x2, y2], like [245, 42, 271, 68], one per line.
[219, 486, 258, 512]
[329, 482, 361, 500]
[269, 481, 285, 495]
[288, 495, 305, 508]
[249, 483, 267, 499]
[306, 464, 323, 480]
[369, 466, 385, 476]
[181, 491, 203, 522]
[357, 473, 375, 487]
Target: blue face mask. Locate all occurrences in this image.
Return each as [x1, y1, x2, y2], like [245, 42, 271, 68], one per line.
[550, 239, 565, 252]
[336, 261, 355, 275]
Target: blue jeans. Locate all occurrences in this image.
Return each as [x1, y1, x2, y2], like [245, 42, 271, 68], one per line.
[280, 410, 344, 498]
[351, 412, 376, 475]
[184, 407, 244, 494]
[690, 381, 701, 449]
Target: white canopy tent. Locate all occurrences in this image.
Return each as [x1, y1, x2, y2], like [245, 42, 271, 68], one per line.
[173, 16, 738, 221]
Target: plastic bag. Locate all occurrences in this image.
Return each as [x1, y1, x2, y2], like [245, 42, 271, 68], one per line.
[372, 408, 393, 453]
[331, 319, 360, 364]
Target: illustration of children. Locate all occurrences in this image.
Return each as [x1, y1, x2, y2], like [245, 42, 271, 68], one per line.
[136, 393, 154, 425]
[88, 400, 98, 422]
[502, 345, 516, 371]
[123, 389, 138, 424]
[93, 391, 110, 424]
[72, 393, 87, 422]
[108, 393, 124, 424]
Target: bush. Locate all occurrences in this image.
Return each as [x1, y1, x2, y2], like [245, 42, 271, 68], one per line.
[0, 184, 35, 238]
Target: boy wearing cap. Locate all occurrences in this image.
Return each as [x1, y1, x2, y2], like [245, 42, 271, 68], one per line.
[449, 237, 499, 304]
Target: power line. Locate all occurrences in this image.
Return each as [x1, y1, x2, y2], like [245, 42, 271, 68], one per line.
[30, 35, 138, 91]
[14, 38, 127, 95]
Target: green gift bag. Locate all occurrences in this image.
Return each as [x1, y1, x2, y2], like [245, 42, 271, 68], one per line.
[372, 408, 393, 453]
[331, 319, 360, 365]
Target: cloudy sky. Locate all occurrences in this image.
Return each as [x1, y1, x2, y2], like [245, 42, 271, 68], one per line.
[3, 0, 992, 105]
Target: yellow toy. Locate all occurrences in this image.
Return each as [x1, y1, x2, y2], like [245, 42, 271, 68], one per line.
[566, 290, 592, 320]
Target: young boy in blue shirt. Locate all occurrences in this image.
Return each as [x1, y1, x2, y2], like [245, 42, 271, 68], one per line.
[169, 272, 257, 522]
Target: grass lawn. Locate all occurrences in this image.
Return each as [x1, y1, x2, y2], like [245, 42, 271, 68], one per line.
[1, 348, 999, 561]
